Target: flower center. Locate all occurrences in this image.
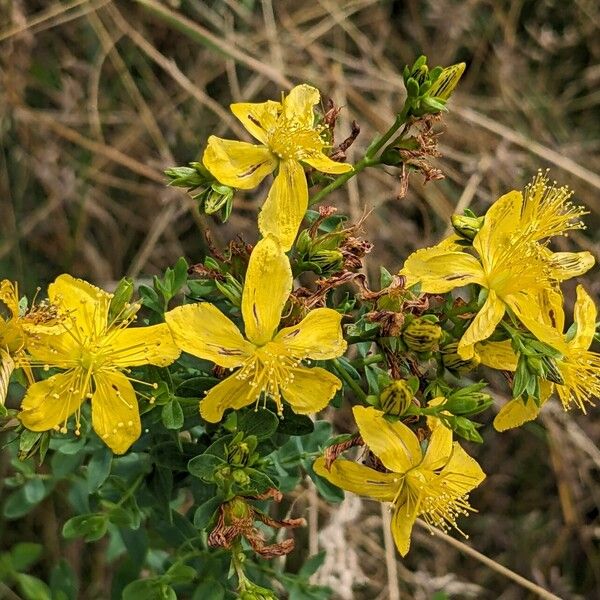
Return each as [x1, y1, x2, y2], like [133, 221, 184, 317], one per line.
[235, 341, 301, 415]
[79, 346, 101, 371]
[267, 119, 324, 161]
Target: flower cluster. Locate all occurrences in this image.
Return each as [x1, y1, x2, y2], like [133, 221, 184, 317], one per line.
[2, 56, 598, 598]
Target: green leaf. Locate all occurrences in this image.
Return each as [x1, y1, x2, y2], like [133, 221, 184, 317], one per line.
[191, 580, 225, 600]
[49, 559, 78, 600]
[10, 543, 43, 571]
[277, 406, 314, 436]
[3, 487, 43, 520]
[122, 580, 176, 600]
[238, 408, 279, 440]
[165, 563, 196, 584]
[240, 468, 276, 494]
[193, 496, 222, 530]
[87, 447, 113, 492]
[139, 285, 162, 313]
[19, 430, 42, 455]
[62, 513, 109, 542]
[162, 400, 184, 430]
[188, 453, 226, 481]
[15, 574, 51, 600]
[172, 257, 189, 292]
[299, 551, 327, 578]
[23, 478, 46, 504]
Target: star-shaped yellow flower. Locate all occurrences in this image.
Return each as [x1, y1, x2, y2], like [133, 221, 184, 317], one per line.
[314, 406, 485, 556]
[478, 285, 600, 430]
[18, 275, 180, 454]
[401, 176, 594, 359]
[203, 84, 352, 250]
[165, 235, 346, 423]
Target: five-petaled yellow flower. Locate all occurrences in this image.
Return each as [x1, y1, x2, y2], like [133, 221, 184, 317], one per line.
[401, 175, 594, 359]
[314, 406, 485, 556]
[203, 84, 352, 250]
[18, 275, 180, 454]
[478, 285, 600, 431]
[165, 235, 346, 423]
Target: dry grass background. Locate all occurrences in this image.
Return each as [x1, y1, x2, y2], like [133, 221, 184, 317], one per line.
[1, 1, 599, 598]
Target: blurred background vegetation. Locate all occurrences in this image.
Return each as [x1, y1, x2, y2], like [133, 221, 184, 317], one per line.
[1, 0, 599, 598]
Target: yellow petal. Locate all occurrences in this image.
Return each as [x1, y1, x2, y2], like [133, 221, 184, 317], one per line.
[572, 285, 597, 350]
[421, 425, 453, 471]
[546, 250, 595, 281]
[353, 406, 422, 473]
[108, 323, 181, 368]
[49, 274, 110, 338]
[274, 308, 346, 360]
[230, 100, 282, 144]
[303, 153, 352, 174]
[242, 236, 292, 346]
[202, 136, 277, 189]
[0, 280, 19, 318]
[281, 366, 341, 414]
[506, 292, 567, 352]
[476, 340, 517, 371]
[26, 331, 78, 367]
[438, 443, 486, 494]
[458, 289, 505, 359]
[165, 303, 253, 368]
[391, 502, 419, 556]
[313, 457, 398, 501]
[283, 84, 320, 127]
[493, 397, 541, 431]
[200, 374, 258, 423]
[473, 191, 523, 269]
[1, 348, 15, 406]
[92, 371, 141, 454]
[401, 247, 484, 294]
[19, 371, 84, 432]
[539, 287, 565, 333]
[258, 159, 308, 251]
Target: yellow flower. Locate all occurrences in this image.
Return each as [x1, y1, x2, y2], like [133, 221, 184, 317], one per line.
[479, 285, 600, 431]
[314, 406, 485, 556]
[165, 236, 346, 423]
[0, 280, 60, 405]
[203, 84, 352, 250]
[18, 275, 180, 454]
[401, 177, 594, 359]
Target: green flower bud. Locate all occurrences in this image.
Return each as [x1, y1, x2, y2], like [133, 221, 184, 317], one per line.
[232, 468, 250, 487]
[379, 380, 414, 416]
[441, 341, 480, 374]
[311, 249, 344, 273]
[215, 274, 243, 308]
[295, 229, 312, 255]
[444, 392, 493, 416]
[526, 356, 545, 377]
[238, 582, 279, 600]
[541, 355, 564, 385]
[108, 277, 135, 324]
[428, 62, 466, 101]
[403, 318, 443, 352]
[451, 214, 484, 241]
[227, 441, 250, 467]
[203, 183, 233, 214]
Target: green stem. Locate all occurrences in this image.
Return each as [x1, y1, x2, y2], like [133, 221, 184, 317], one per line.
[230, 540, 249, 590]
[351, 353, 385, 368]
[117, 473, 145, 506]
[333, 359, 367, 402]
[308, 110, 408, 206]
